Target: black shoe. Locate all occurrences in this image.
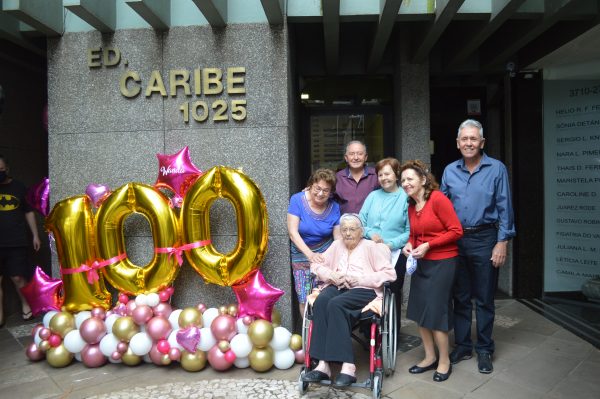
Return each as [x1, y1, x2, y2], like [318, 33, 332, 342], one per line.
[333, 373, 357, 387]
[449, 348, 472, 365]
[477, 352, 493, 374]
[408, 360, 438, 374]
[433, 365, 452, 382]
[303, 370, 330, 382]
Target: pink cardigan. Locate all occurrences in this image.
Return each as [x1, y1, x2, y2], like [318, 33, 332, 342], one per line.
[311, 239, 396, 297]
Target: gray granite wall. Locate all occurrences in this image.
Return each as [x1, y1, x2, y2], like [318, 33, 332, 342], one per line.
[47, 25, 293, 329]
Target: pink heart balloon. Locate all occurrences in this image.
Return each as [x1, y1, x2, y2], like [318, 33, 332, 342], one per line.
[176, 326, 201, 353]
[85, 183, 111, 207]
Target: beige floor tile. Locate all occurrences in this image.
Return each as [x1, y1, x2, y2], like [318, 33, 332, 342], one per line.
[0, 363, 51, 389]
[465, 378, 544, 399]
[534, 336, 595, 360]
[551, 328, 586, 342]
[547, 376, 600, 399]
[493, 325, 551, 348]
[0, 376, 63, 399]
[386, 380, 463, 399]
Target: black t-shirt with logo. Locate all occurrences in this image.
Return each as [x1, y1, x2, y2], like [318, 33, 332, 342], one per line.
[0, 179, 32, 247]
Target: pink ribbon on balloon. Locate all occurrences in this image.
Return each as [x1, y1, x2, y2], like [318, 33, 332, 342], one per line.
[62, 253, 128, 284]
[154, 240, 212, 266]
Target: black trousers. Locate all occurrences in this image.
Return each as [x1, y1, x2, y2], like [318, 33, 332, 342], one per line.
[390, 253, 407, 320]
[309, 285, 376, 364]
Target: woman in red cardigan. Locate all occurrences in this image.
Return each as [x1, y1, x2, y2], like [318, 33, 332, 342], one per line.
[400, 160, 463, 382]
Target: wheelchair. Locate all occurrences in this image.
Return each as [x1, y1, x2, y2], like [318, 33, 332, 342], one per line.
[298, 282, 397, 399]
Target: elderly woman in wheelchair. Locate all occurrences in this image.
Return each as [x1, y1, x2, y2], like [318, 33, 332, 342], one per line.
[302, 213, 397, 387]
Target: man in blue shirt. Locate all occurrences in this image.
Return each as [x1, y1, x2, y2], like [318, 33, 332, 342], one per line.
[441, 119, 516, 374]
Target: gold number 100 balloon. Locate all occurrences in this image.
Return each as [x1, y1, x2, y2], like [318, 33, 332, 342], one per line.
[45, 166, 269, 312]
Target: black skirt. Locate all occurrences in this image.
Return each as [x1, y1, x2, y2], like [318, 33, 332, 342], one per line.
[406, 256, 457, 332]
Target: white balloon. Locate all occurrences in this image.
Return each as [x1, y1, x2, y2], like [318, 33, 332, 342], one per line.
[197, 327, 216, 351]
[273, 348, 295, 369]
[74, 352, 82, 362]
[202, 308, 219, 328]
[230, 333, 252, 358]
[43, 311, 58, 328]
[63, 330, 86, 353]
[234, 356, 250, 368]
[143, 354, 152, 363]
[108, 356, 122, 364]
[146, 292, 160, 307]
[129, 332, 153, 356]
[168, 329, 184, 351]
[104, 314, 119, 333]
[236, 318, 249, 334]
[99, 333, 120, 357]
[135, 293, 148, 306]
[168, 309, 183, 330]
[75, 311, 92, 329]
[34, 330, 42, 346]
[270, 326, 292, 351]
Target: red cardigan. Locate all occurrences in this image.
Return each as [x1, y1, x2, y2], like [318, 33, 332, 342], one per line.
[407, 190, 463, 260]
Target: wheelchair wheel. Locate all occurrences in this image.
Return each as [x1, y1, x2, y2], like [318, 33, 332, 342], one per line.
[298, 368, 309, 395]
[372, 370, 383, 399]
[381, 292, 397, 376]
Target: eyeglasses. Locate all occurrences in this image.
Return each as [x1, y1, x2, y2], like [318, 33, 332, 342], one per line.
[341, 227, 360, 233]
[312, 185, 331, 195]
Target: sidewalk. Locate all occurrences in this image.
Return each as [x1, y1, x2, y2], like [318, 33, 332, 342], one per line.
[1, 299, 599, 398]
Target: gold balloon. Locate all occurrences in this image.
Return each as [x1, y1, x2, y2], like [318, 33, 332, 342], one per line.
[289, 334, 303, 351]
[180, 350, 207, 372]
[38, 340, 51, 352]
[46, 344, 73, 368]
[178, 307, 202, 328]
[45, 195, 111, 312]
[227, 304, 238, 317]
[122, 348, 142, 366]
[248, 346, 274, 372]
[248, 319, 274, 348]
[218, 305, 228, 315]
[181, 166, 269, 286]
[112, 316, 139, 342]
[161, 354, 172, 365]
[49, 312, 76, 337]
[271, 308, 281, 327]
[217, 340, 230, 352]
[96, 183, 181, 295]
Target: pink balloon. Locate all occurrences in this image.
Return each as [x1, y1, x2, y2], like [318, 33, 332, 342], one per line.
[39, 327, 51, 340]
[90, 307, 106, 320]
[48, 334, 62, 347]
[197, 303, 207, 313]
[155, 146, 203, 197]
[232, 270, 284, 321]
[176, 326, 201, 353]
[26, 343, 45, 361]
[113, 303, 127, 317]
[242, 316, 253, 326]
[210, 315, 237, 341]
[126, 300, 137, 315]
[166, 286, 175, 295]
[157, 339, 170, 354]
[146, 316, 172, 341]
[224, 349, 236, 363]
[31, 323, 44, 338]
[85, 183, 111, 207]
[132, 305, 153, 325]
[168, 347, 181, 361]
[207, 345, 234, 371]
[117, 342, 128, 354]
[152, 302, 172, 319]
[294, 349, 305, 364]
[81, 344, 107, 368]
[111, 351, 122, 361]
[158, 290, 170, 302]
[20, 266, 63, 316]
[149, 344, 164, 365]
[26, 177, 50, 216]
[118, 293, 129, 304]
[80, 317, 107, 344]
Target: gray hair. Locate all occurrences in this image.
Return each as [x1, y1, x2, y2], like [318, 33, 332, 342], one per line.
[339, 213, 364, 232]
[457, 119, 484, 139]
[344, 140, 367, 155]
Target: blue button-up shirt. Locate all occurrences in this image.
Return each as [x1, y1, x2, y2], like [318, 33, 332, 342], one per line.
[441, 153, 516, 242]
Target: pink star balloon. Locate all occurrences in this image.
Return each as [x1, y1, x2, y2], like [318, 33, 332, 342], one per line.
[26, 177, 50, 217]
[155, 146, 203, 197]
[232, 270, 284, 321]
[20, 266, 63, 316]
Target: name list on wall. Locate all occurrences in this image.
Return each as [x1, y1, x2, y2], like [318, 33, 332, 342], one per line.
[544, 80, 600, 292]
[87, 47, 247, 124]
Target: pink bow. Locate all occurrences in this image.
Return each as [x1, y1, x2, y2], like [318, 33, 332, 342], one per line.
[62, 253, 127, 285]
[155, 240, 212, 266]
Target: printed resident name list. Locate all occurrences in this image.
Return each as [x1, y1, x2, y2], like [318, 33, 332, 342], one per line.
[544, 80, 600, 292]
